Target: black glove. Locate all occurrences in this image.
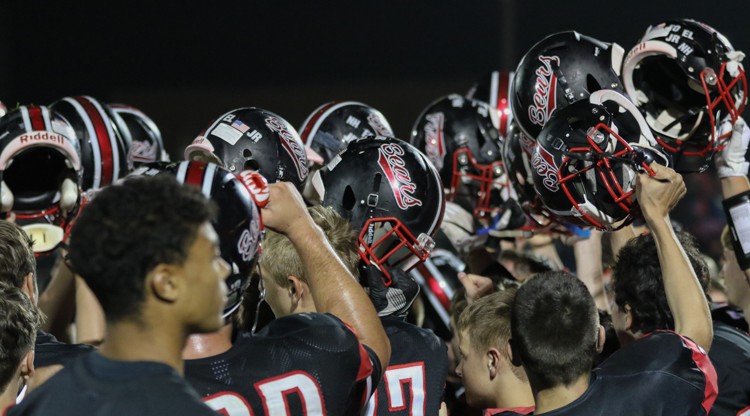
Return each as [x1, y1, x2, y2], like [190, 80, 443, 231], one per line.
[359, 262, 420, 319]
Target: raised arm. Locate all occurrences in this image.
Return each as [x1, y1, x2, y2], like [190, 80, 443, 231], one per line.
[636, 164, 713, 351]
[573, 230, 608, 311]
[261, 182, 390, 370]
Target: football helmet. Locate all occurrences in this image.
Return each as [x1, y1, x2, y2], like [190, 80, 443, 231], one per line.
[107, 103, 167, 169]
[51, 96, 129, 191]
[184, 107, 309, 192]
[0, 105, 82, 254]
[320, 136, 445, 283]
[466, 70, 515, 139]
[622, 19, 747, 172]
[299, 101, 394, 166]
[531, 89, 669, 231]
[132, 161, 262, 318]
[411, 94, 512, 221]
[512, 31, 625, 141]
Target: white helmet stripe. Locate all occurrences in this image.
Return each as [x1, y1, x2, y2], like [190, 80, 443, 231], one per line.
[63, 97, 102, 189]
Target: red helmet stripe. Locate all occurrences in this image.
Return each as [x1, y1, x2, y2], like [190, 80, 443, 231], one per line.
[27, 106, 47, 131]
[76, 97, 115, 186]
[184, 161, 207, 189]
[299, 101, 339, 145]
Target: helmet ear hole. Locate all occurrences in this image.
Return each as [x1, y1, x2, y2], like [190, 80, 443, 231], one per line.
[244, 160, 260, 171]
[243, 149, 253, 158]
[586, 74, 603, 94]
[342, 185, 356, 211]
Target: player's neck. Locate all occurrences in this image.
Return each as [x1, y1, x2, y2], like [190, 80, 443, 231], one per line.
[493, 374, 534, 410]
[532, 372, 590, 415]
[182, 324, 234, 360]
[100, 319, 188, 375]
[0, 375, 22, 412]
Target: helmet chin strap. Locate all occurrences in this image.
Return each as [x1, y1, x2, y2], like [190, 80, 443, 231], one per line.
[60, 177, 79, 213]
[1, 181, 13, 213]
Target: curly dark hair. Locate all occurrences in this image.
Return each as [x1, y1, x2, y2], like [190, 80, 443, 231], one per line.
[612, 230, 708, 334]
[69, 175, 216, 323]
[511, 271, 599, 390]
[0, 220, 36, 289]
[0, 282, 41, 392]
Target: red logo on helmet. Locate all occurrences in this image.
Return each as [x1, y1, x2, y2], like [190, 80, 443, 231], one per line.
[531, 145, 560, 192]
[237, 218, 260, 263]
[367, 113, 392, 137]
[377, 143, 422, 210]
[18, 132, 65, 145]
[528, 55, 560, 127]
[422, 112, 446, 170]
[264, 117, 309, 181]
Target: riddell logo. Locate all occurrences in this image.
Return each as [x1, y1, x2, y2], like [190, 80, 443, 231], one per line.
[264, 117, 309, 181]
[423, 112, 445, 170]
[530, 145, 560, 192]
[18, 132, 64, 144]
[377, 143, 422, 210]
[528, 55, 560, 127]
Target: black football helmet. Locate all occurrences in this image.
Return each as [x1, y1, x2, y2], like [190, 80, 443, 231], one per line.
[107, 103, 167, 169]
[299, 101, 394, 166]
[512, 31, 625, 141]
[320, 136, 445, 284]
[411, 94, 512, 221]
[622, 19, 747, 172]
[0, 105, 83, 254]
[466, 70, 515, 139]
[185, 107, 309, 192]
[51, 96, 129, 191]
[132, 161, 262, 318]
[531, 89, 669, 231]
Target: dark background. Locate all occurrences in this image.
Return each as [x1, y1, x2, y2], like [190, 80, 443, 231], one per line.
[1, 0, 748, 260]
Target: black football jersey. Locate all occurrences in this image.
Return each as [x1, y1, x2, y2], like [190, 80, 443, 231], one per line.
[185, 312, 381, 415]
[708, 322, 750, 416]
[34, 330, 94, 367]
[363, 317, 448, 416]
[537, 330, 717, 416]
[8, 352, 215, 415]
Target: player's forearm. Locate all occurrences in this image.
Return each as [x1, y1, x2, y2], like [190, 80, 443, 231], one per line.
[721, 176, 750, 199]
[574, 231, 608, 311]
[608, 224, 637, 260]
[287, 222, 391, 368]
[648, 218, 713, 351]
[74, 275, 106, 345]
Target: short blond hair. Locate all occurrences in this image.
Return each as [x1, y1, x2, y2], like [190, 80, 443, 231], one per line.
[261, 205, 359, 288]
[456, 288, 525, 379]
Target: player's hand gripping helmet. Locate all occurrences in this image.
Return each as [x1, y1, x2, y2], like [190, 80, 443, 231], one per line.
[466, 70, 515, 140]
[512, 31, 625, 141]
[622, 19, 747, 172]
[320, 136, 445, 284]
[299, 101, 394, 166]
[107, 103, 168, 169]
[51, 96, 129, 191]
[132, 161, 262, 318]
[411, 94, 512, 221]
[531, 89, 669, 231]
[0, 105, 82, 254]
[185, 107, 309, 193]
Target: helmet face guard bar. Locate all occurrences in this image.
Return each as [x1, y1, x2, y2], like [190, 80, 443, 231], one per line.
[702, 62, 748, 152]
[556, 123, 655, 230]
[450, 148, 510, 219]
[358, 216, 435, 286]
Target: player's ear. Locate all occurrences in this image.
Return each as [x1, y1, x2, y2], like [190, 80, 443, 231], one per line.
[623, 303, 634, 332]
[21, 350, 35, 380]
[597, 325, 606, 353]
[150, 264, 179, 302]
[486, 348, 501, 379]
